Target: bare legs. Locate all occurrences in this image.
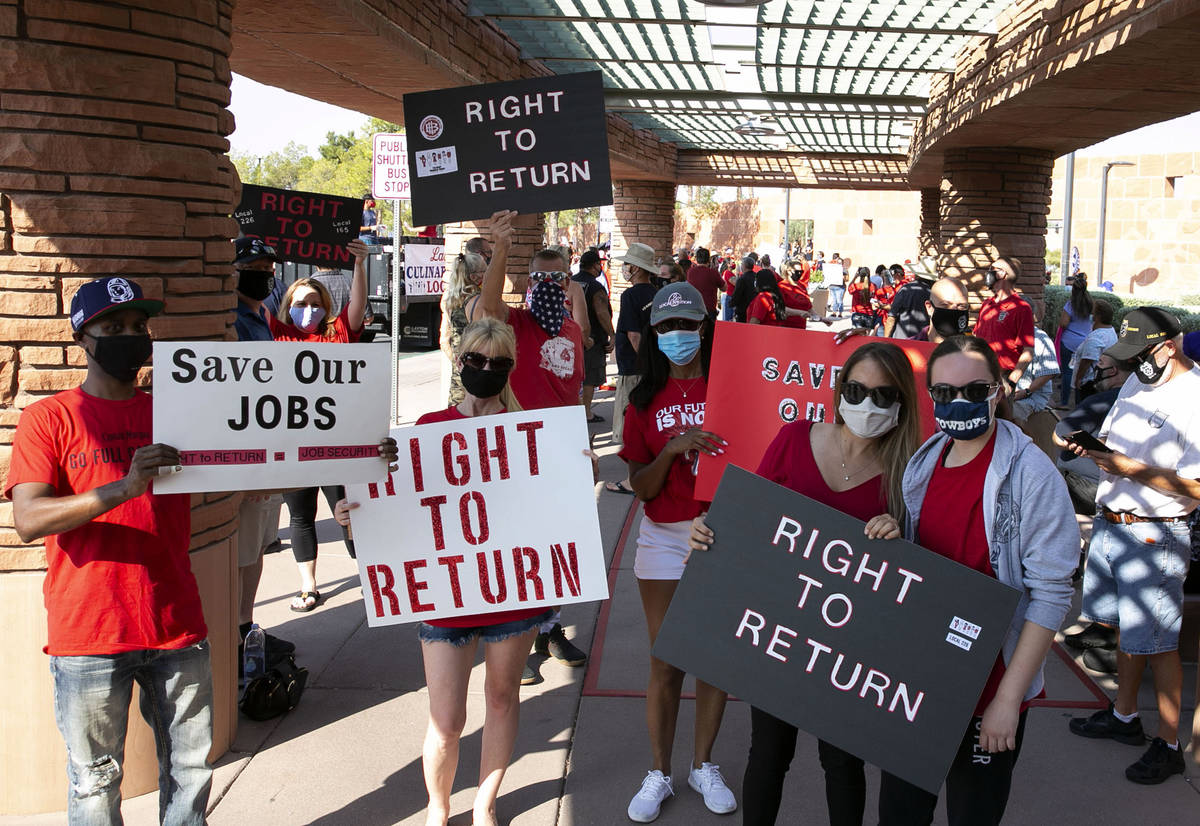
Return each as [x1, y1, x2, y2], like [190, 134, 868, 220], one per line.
[421, 628, 538, 826]
[638, 578, 728, 775]
[238, 557, 263, 626]
[1113, 643, 1184, 742]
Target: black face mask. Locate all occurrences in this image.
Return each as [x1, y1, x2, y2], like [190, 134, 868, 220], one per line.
[984, 268, 1000, 290]
[237, 270, 275, 301]
[931, 307, 970, 337]
[460, 364, 510, 399]
[84, 333, 153, 382]
[1134, 346, 1170, 385]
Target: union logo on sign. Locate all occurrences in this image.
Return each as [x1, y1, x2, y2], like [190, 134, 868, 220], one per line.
[419, 115, 443, 141]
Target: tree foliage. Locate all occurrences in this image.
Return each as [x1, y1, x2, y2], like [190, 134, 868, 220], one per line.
[230, 117, 414, 231]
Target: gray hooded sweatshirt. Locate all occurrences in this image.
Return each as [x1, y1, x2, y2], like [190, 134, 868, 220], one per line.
[903, 419, 1079, 703]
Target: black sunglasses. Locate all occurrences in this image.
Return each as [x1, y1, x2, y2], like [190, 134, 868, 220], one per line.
[841, 380, 900, 408]
[929, 381, 999, 404]
[529, 270, 569, 283]
[654, 318, 703, 333]
[461, 352, 515, 372]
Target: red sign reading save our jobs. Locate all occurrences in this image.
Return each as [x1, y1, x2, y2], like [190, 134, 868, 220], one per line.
[695, 324, 936, 502]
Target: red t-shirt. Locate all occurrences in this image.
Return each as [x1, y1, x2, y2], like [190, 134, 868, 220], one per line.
[413, 405, 547, 629]
[506, 307, 584, 411]
[721, 269, 737, 295]
[780, 282, 813, 330]
[756, 421, 887, 522]
[849, 283, 874, 315]
[973, 295, 1034, 374]
[269, 304, 361, 343]
[619, 379, 709, 524]
[686, 265, 723, 312]
[920, 430, 1019, 715]
[4, 388, 206, 656]
[748, 292, 784, 326]
[873, 283, 897, 312]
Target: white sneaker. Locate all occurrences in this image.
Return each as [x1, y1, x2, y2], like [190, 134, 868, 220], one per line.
[627, 770, 673, 822]
[688, 762, 737, 814]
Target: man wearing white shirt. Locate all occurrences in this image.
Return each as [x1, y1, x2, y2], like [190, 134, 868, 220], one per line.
[1067, 307, 1200, 785]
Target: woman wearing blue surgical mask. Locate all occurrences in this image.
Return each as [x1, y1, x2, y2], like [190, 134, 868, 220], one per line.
[690, 342, 921, 826]
[619, 283, 736, 823]
[870, 335, 1078, 826]
[270, 239, 369, 613]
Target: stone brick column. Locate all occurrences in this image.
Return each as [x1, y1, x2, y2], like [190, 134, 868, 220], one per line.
[610, 180, 675, 311]
[0, 2, 240, 814]
[918, 187, 940, 259]
[443, 212, 546, 304]
[939, 148, 1053, 310]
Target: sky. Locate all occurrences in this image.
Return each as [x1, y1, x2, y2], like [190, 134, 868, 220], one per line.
[229, 73, 1200, 160]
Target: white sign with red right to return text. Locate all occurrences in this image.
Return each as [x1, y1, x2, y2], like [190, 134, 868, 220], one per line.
[348, 407, 608, 626]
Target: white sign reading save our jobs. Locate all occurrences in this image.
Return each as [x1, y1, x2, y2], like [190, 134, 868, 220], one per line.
[152, 341, 390, 494]
[372, 132, 410, 200]
[347, 407, 608, 626]
[404, 242, 445, 297]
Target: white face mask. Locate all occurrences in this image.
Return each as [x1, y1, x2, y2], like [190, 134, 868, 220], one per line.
[838, 396, 900, 439]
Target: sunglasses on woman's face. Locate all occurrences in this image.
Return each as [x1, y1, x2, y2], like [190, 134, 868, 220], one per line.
[654, 318, 703, 334]
[928, 381, 999, 405]
[461, 352, 515, 372]
[841, 380, 900, 408]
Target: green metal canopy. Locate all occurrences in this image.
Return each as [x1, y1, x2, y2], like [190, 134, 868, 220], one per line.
[467, 0, 1007, 155]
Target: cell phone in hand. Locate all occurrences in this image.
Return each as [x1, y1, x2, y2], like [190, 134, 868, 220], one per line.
[1068, 430, 1112, 453]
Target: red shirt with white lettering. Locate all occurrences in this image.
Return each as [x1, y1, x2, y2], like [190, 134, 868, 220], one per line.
[4, 388, 206, 656]
[619, 378, 710, 524]
[414, 405, 547, 629]
[973, 295, 1034, 374]
[269, 304, 360, 343]
[920, 429, 1028, 715]
[506, 307, 584, 411]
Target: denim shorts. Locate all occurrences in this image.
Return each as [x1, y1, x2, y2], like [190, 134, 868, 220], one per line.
[1081, 516, 1192, 655]
[418, 609, 553, 647]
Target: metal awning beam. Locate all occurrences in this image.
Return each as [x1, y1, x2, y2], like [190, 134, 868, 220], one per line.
[480, 14, 976, 37]
[605, 89, 927, 107]
[538, 55, 954, 74]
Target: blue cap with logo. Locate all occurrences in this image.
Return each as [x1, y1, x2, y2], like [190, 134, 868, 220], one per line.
[70, 277, 164, 332]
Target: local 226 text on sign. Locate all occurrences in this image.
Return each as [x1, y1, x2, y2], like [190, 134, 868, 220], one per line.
[347, 407, 609, 626]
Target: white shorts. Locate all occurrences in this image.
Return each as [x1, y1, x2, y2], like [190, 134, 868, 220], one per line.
[634, 518, 693, 580]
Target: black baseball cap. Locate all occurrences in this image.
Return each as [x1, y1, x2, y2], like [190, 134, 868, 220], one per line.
[1105, 307, 1183, 361]
[235, 236, 278, 265]
[579, 249, 602, 269]
[70, 277, 163, 332]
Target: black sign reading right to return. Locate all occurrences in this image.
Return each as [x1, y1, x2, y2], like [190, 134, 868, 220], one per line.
[652, 466, 1022, 795]
[402, 71, 612, 226]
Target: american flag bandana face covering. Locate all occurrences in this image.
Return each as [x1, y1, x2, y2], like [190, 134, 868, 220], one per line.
[528, 280, 566, 337]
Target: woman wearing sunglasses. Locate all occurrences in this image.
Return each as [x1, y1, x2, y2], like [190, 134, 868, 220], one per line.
[620, 283, 737, 823]
[344, 316, 551, 826]
[691, 341, 921, 826]
[870, 334, 1077, 826]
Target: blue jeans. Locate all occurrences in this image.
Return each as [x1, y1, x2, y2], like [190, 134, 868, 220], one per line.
[828, 285, 845, 314]
[1059, 346, 1075, 405]
[51, 641, 214, 826]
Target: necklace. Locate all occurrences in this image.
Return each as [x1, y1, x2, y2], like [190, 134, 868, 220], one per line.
[671, 376, 702, 399]
[836, 428, 874, 482]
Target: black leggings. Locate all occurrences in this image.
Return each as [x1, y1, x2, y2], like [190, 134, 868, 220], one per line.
[282, 485, 354, 564]
[742, 706, 865, 826]
[878, 711, 1028, 826]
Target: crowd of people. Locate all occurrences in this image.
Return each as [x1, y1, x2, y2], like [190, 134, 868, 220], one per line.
[5, 207, 1198, 826]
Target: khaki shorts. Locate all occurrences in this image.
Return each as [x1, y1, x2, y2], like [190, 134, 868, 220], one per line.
[238, 494, 282, 568]
[611, 374, 639, 446]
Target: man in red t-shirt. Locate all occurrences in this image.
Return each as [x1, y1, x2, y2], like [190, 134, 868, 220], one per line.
[685, 247, 723, 320]
[467, 211, 589, 680]
[6, 277, 213, 823]
[973, 256, 1035, 391]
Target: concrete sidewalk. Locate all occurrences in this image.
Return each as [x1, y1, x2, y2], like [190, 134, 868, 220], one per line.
[8, 347, 1199, 825]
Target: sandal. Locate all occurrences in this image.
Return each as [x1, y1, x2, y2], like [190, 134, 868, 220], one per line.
[289, 590, 321, 612]
[604, 480, 635, 495]
[586, 413, 604, 423]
